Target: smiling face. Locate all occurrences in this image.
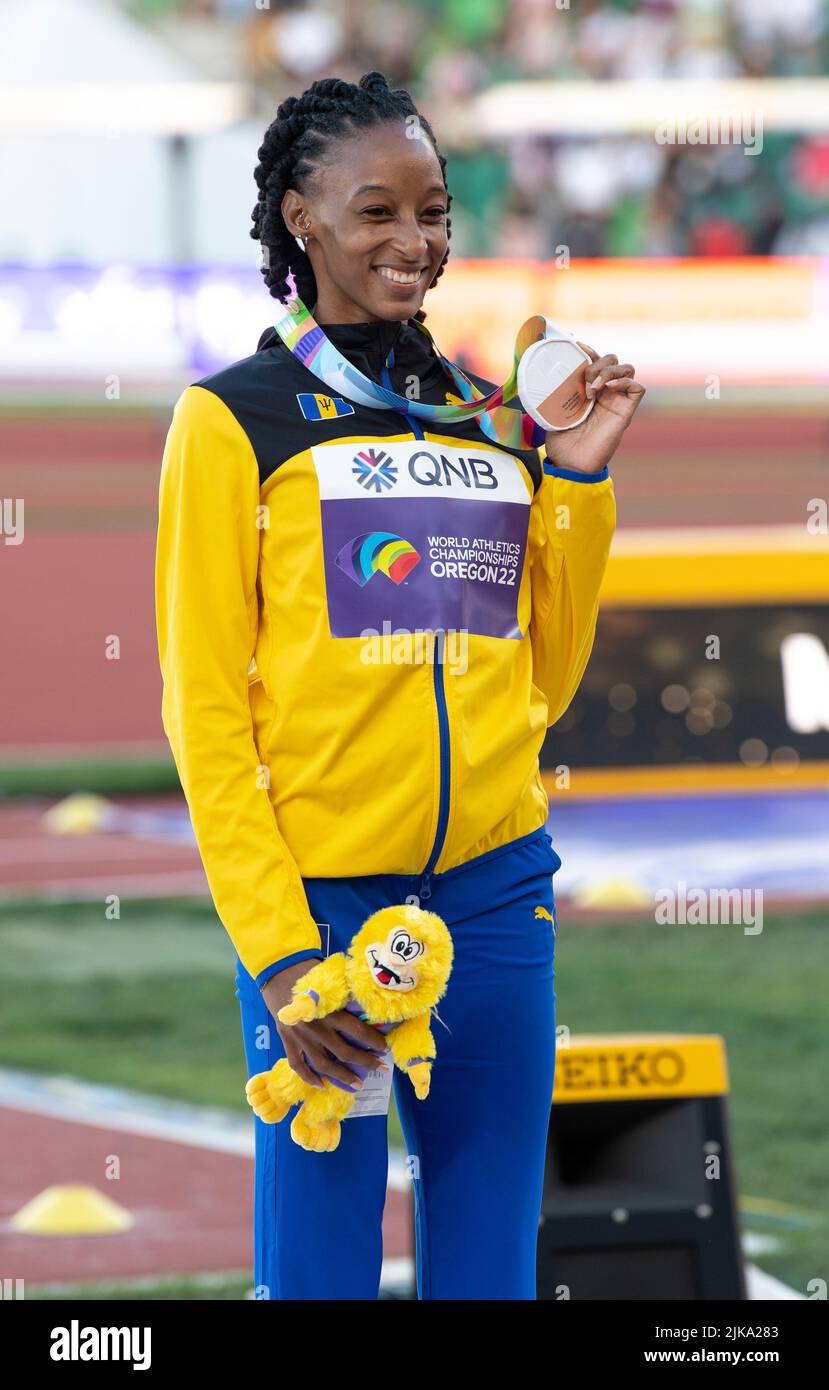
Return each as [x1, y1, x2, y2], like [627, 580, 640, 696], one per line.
[281, 121, 449, 324]
[365, 926, 425, 993]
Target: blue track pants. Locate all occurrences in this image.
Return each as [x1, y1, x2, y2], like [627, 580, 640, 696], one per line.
[234, 824, 560, 1300]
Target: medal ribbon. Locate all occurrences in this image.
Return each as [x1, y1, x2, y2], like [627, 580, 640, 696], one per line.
[272, 293, 551, 451]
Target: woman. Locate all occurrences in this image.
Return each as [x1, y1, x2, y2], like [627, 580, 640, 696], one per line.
[155, 71, 644, 1301]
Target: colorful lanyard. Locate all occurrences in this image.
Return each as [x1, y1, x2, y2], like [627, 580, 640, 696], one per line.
[272, 293, 550, 451]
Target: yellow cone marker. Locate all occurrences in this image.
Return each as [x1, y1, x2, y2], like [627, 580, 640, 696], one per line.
[42, 794, 112, 836]
[10, 1185, 134, 1235]
[572, 877, 652, 909]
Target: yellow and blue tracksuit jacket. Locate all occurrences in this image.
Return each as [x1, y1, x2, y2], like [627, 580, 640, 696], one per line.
[155, 317, 616, 988]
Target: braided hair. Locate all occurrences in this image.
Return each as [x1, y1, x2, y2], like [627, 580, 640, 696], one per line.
[250, 71, 452, 321]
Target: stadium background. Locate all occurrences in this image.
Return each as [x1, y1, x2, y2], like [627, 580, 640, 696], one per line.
[0, 0, 826, 1299]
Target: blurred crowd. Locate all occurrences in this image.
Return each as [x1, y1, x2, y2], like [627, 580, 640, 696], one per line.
[130, 0, 829, 256]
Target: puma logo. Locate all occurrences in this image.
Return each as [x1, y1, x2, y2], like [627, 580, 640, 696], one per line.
[534, 905, 554, 923]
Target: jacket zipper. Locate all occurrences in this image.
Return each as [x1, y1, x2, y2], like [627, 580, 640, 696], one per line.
[381, 355, 450, 904]
[420, 629, 451, 900]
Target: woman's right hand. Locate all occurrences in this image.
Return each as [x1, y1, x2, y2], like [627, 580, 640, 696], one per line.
[261, 962, 389, 1092]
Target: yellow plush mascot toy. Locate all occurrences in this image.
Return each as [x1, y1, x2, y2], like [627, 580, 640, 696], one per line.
[245, 904, 454, 1152]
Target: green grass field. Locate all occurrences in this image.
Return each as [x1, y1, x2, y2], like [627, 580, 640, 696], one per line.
[1, 897, 825, 1299]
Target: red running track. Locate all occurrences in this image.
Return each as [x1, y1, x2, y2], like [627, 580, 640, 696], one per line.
[0, 798, 204, 899]
[0, 1103, 411, 1288]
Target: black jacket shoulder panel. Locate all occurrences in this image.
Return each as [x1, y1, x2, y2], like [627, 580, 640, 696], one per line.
[192, 346, 317, 487]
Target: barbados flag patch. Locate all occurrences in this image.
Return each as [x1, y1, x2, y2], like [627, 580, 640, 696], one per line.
[296, 392, 355, 421]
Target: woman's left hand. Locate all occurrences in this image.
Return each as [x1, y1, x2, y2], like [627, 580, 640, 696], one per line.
[544, 344, 645, 475]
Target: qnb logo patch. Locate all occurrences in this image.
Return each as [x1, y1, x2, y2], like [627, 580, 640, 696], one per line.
[310, 439, 529, 639]
[336, 531, 421, 588]
[352, 448, 397, 493]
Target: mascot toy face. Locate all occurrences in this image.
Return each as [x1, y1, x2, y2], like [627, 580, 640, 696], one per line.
[347, 903, 453, 1022]
[364, 925, 423, 991]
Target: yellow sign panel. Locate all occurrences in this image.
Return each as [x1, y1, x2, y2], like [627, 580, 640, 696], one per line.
[601, 529, 829, 607]
[553, 1033, 729, 1103]
[542, 761, 829, 798]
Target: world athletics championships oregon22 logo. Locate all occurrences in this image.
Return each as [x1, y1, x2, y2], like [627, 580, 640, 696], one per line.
[352, 448, 397, 492]
[336, 532, 421, 588]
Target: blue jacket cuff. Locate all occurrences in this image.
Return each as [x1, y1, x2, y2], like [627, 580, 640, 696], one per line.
[255, 947, 325, 990]
[543, 463, 610, 483]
